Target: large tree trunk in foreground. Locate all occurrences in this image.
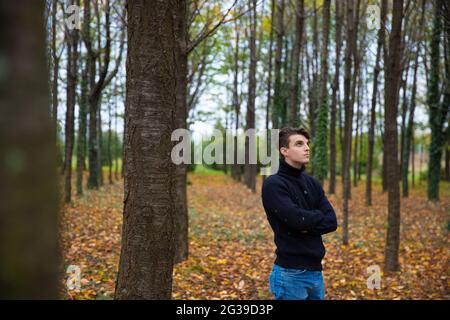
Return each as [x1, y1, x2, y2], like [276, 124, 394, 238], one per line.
[0, 1, 59, 299]
[115, 0, 177, 299]
[173, 0, 189, 264]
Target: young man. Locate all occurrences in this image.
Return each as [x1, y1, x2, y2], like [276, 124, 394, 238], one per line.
[261, 127, 338, 300]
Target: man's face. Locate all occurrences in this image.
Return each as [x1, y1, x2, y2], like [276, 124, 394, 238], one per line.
[280, 134, 310, 165]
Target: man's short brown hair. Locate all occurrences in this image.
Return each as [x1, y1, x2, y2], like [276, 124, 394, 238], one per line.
[279, 127, 310, 154]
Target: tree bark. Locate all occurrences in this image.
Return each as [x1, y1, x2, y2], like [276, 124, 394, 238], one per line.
[403, 0, 425, 197]
[173, 0, 189, 264]
[384, 0, 404, 273]
[289, 0, 304, 126]
[272, 0, 284, 129]
[342, 0, 356, 245]
[0, 0, 59, 298]
[329, 0, 342, 195]
[313, 0, 331, 185]
[244, 0, 258, 193]
[115, 0, 178, 299]
[366, 0, 386, 206]
[64, 0, 80, 203]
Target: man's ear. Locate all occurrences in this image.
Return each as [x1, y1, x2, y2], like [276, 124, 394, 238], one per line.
[280, 147, 288, 158]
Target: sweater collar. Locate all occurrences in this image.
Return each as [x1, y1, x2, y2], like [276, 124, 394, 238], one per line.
[278, 158, 306, 178]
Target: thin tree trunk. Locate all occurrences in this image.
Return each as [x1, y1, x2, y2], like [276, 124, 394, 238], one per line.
[384, 0, 404, 273]
[232, 17, 241, 181]
[114, 91, 119, 180]
[329, 0, 342, 195]
[313, 0, 331, 185]
[366, 0, 386, 206]
[64, 0, 80, 203]
[272, 0, 284, 130]
[77, 35, 89, 196]
[353, 70, 361, 188]
[342, 0, 356, 245]
[403, 0, 425, 197]
[263, 0, 275, 182]
[289, 0, 304, 126]
[108, 96, 113, 184]
[51, 0, 60, 148]
[244, 0, 258, 193]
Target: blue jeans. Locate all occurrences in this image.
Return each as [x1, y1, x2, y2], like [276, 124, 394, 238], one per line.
[269, 264, 325, 300]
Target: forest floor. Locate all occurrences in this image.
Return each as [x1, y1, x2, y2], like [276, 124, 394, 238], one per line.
[61, 170, 449, 300]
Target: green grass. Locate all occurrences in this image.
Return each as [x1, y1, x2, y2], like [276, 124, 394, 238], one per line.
[193, 165, 225, 175]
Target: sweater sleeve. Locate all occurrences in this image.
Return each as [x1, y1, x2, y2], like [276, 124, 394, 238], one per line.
[262, 178, 325, 232]
[309, 183, 338, 235]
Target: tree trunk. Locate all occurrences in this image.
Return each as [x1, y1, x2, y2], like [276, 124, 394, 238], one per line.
[329, 0, 342, 195]
[108, 96, 113, 184]
[0, 0, 59, 298]
[51, 0, 60, 156]
[272, 0, 284, 130]
[313, 0, 331, 185]
[115, 0, 178, 299]
[353, 71, 361, 188]
[384, 0, 404, 273]
[64, 0, 80, 203]
[232, 17, 241, 181]
[114, 92, 119, 180]
[173, 0, 189, 264]
[403, 0, 425, 197]
[427, 0, 449, 200]
[77, 42, 89, 196]
[289, 0, 304, 126]
[342, 0, 356, 245]
[263, 0, 275, 183]
[244, 0, 258, 193]
[366, 0, 386, 206]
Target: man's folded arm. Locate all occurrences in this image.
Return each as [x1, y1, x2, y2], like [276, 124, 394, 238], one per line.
[309, 186, 338, 235]
[262, 180, 325, 232]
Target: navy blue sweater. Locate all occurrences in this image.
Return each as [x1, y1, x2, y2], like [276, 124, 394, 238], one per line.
[261, 158, 338, 270]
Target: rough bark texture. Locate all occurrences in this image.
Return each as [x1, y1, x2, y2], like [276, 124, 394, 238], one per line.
[173, 0, 189, 264]
[0, 1, 59, 299]
[384, 0, 404, 273]
[115, 0, 177, 299]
